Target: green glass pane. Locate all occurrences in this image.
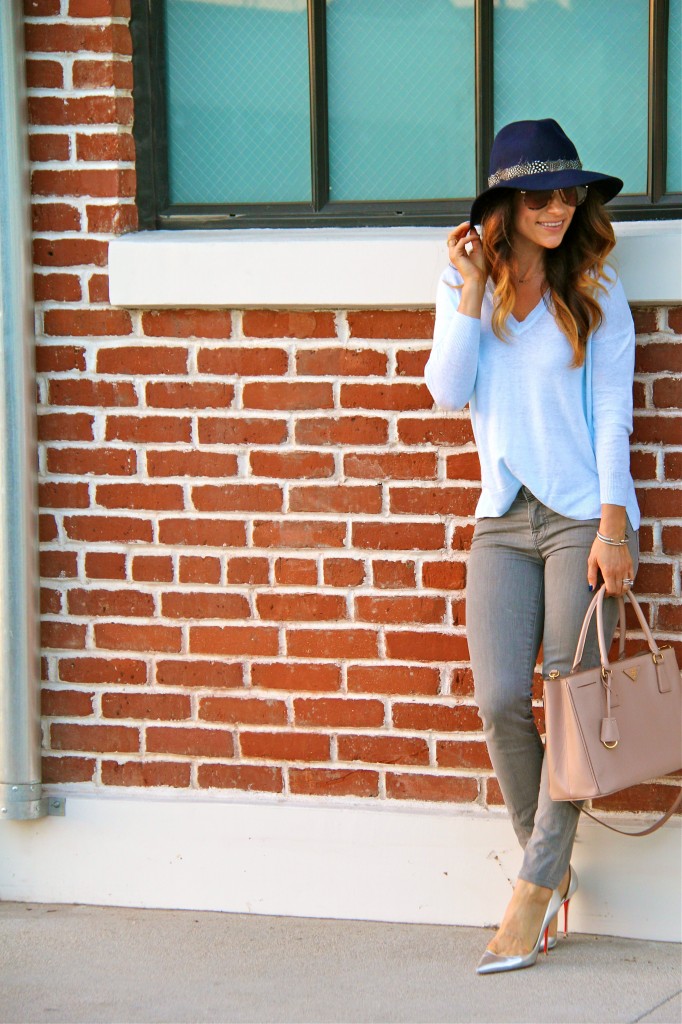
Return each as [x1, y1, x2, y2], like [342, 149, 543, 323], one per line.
[326, 0, 476, 202]
[494, 0, 648, 195]
[164, 0, 311, 205]
[668, 0, 682, 192]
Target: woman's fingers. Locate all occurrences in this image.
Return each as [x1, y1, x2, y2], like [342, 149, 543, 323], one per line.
[448, 222, 475, 249]
[602, 565, 625, 596]
[447, 224, 487, 294]
[448, 224, 484, 280]
[620, 557, 636, 594]
[603, 572, 623, 596]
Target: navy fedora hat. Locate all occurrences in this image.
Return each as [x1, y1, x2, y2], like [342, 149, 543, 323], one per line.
[470, 118, 623, 225]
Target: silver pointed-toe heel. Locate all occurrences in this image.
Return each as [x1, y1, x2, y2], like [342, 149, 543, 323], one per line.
[476, 887, 563, 975]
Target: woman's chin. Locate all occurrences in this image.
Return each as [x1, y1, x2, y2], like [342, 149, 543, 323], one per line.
[538, 232, 568, 250]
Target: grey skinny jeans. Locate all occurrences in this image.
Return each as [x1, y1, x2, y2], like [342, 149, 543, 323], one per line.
[466, 486, 639, 890]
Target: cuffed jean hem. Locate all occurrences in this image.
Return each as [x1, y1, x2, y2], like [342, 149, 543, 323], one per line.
[466, 486, 638, 891]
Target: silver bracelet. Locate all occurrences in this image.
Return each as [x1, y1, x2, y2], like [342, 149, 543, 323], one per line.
[596, 530, 629, 546]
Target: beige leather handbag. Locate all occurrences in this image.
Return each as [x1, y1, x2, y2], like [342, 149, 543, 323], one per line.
[544, 585, 682, 835]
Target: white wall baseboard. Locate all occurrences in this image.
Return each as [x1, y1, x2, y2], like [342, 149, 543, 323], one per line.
[1, 791, 679, 941]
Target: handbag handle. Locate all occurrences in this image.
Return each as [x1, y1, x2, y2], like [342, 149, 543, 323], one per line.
[571, 586, 626, 672]
[595, 586, 662, 671]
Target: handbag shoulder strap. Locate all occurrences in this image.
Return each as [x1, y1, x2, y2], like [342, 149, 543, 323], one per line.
[572, 788, 682, 837]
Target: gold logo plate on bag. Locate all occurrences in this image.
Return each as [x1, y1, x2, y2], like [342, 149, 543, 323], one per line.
[624, 666, 639, 682]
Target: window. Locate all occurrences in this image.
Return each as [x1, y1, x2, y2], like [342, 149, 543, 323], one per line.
[131, 0, 681, 229]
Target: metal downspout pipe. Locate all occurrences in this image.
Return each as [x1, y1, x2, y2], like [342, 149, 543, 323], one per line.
[0, 0, 45, 820]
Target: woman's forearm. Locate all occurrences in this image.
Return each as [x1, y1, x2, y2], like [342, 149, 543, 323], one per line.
[426, 275, 483, 410]
[598, 504, 628, 541]
[457, 281, 486, 319]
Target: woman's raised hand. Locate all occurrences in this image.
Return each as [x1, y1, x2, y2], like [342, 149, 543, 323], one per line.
[447, 222, 487, 319]
[447, 222, 486, 287]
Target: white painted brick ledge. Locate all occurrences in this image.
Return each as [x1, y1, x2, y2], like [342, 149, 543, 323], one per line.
[109, 222, 682, 309]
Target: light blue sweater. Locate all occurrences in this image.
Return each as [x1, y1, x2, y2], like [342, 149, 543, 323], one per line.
[425, 265, 640, 528]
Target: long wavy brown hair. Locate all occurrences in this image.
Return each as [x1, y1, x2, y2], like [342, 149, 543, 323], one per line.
[480, 188, 616, 367]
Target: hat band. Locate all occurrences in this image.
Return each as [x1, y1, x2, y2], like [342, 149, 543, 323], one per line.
[488, 158, 583, 188]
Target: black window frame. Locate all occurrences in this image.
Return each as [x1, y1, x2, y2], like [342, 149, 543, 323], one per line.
[131, 0, 681, 229]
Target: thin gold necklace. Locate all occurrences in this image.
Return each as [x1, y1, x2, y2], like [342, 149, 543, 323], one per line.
[516, 266, 544, 284]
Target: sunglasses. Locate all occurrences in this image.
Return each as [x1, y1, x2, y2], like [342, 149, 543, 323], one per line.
[519, 186, 588, 210]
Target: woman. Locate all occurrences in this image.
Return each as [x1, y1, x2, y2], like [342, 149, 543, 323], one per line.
[424, 119, 639, 974]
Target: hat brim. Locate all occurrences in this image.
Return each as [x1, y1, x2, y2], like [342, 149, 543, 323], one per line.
[470, 171, 623, 226]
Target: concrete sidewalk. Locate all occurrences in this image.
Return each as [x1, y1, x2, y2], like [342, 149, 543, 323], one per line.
[1, 902, 680, 1024]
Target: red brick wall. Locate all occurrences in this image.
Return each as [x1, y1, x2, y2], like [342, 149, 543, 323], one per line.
[27, 2, 681, 813]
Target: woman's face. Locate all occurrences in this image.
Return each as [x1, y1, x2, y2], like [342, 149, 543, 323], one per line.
[512, 189, 576, 251]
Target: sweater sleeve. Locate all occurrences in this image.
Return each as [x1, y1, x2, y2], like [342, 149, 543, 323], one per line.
[424, 265, 481, 411]
[590, 273, 635, 507]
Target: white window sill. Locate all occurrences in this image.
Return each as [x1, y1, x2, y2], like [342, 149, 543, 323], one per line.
[109, 221, 682, 309]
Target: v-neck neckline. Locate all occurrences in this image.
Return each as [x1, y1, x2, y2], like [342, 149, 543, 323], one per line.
[508, 291, 549, 333]
[485, 280, 550, 334]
